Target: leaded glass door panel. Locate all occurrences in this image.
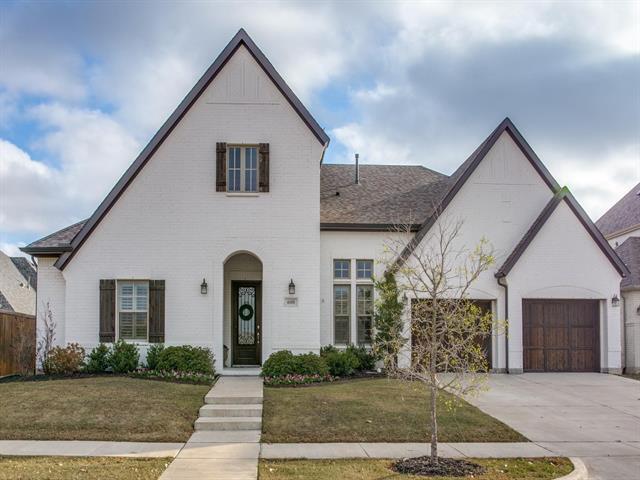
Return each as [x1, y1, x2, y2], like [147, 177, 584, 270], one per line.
[232, 282, 261, 365]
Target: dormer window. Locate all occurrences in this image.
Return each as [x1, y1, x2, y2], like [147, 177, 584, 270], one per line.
[227, 146, 258, 192]
[216, 142, 269, 193]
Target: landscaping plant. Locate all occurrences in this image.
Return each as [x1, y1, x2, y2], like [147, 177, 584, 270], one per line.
[345, 344, 376, 371]
[108, 339, 140, 373]
[322, 349, 359, 376]
[145, 344, 165, 370]
[379, 217, 502, 473]
[84, 344, 111, 373]
[156, 345, 215, 375]
[43, 343, 85, 375]
[372, 272, 406, 370]
[36, 301, 56, 371]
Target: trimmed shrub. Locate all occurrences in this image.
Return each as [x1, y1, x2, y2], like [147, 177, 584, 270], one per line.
[261, 350, 329, 378]
[108, 339, 140, 373]
[43, 343, 85, 375]
[84, 344, 110, 373]
[346, 344, 377, 371]
[264, 373, 334, 386]
[319, 345, 338, 356]
[145, 344, 164, 370]
[323, 349, 359, 377]
[156, 345, 215, 375]
[261, 350, 299, 377]
[295, 352, 329, 376]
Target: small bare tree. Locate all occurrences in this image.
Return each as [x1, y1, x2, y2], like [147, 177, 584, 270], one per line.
[380, 217, 500, 465]
[36, 301, 56, 371]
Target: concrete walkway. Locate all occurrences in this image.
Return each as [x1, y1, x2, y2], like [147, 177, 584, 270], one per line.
[0, 440, 183, 457]
[159, 376, 263, 480]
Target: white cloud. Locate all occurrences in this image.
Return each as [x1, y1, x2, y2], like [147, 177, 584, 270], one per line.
[0, 242, 27, 258]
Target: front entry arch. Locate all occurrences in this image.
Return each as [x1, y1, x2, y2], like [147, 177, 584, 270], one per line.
[224, 252, 263, 367]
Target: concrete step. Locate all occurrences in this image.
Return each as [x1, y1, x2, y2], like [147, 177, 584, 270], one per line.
[199, 404, 263, 418]
[205, 395, 263, 405]
[195, 416, 262, 431]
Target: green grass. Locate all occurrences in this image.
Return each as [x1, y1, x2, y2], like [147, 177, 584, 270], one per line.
[262, 378, 527, 443]
[259, 458, 573, 480]
[0, 377, 210, 442]
[0, 456, 170, 480]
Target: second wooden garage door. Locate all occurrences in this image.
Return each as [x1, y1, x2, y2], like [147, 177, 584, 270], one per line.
[523, 299, 599, 372]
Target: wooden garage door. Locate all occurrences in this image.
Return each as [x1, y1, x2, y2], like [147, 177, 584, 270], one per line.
[523, 300, 599, 372]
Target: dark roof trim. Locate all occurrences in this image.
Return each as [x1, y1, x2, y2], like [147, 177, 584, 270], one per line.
[394, 117, 561, 268]
[55, 29, 328, 270]
[321, 223, 422, 232]
[496, 188, 629, 278]
[20, 246, 72, 255]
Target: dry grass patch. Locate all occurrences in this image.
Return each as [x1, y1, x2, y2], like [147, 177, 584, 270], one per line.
[259, 458, 573, 480]
[262, 378, 526, 443]
[0, 456, 170, 480]
[0, 377, 209, 442]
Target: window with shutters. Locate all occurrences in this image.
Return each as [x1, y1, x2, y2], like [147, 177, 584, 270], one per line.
[227, 145, 258, 193]
[117, 281, 149, 341]
[333, 284, 350, 344]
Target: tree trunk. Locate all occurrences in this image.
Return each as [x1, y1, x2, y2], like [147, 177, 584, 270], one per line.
[430, 382, 438, 461]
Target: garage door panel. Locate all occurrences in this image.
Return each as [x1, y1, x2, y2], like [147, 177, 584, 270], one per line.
[523, 300, 599, 372]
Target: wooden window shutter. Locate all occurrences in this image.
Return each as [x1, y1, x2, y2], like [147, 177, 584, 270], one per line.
[99, 279, 116, 342]
[148, 280, 165, 343]
[259, 143, 269, 192]
[216, 142, 227, 192]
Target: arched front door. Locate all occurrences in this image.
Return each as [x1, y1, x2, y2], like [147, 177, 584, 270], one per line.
[232, 281, 262, 365]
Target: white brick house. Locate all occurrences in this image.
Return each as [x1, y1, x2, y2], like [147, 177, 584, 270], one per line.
[23, 29, 628, 375]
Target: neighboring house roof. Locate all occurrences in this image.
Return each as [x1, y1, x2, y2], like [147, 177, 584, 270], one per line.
[496, 188, 629, 278]
[0, 251, 36, 315]
[10, 257, 37, 290]
[32, 29, 328, 270]
[320, 164, 450, 229]
[616, 237, 640, 289]
[596, 182, 640, 239]
[393, 118, 628, 277]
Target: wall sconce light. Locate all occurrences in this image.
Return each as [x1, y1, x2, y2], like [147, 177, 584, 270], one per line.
[611, 294, 620, 307]
[201, 278, 208, 295]
[288, 279, 296, 295]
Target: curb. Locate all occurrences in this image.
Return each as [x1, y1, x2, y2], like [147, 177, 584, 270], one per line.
[557, 458, 588, 480]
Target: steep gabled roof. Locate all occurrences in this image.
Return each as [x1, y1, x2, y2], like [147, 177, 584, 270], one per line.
[394, 117, 559, 267]
[496, 188, 628, 278]
[44, 29, 328, 270]
[21, 220, 85, 255]
[596, 182, 640, 239]
[394, 118, 627, 278]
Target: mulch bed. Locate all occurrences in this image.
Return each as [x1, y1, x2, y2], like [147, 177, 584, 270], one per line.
[393, 456, 486, 477]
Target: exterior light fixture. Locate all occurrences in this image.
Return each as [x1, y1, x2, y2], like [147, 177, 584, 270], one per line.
[611, 294, 620, 307]
[288, 279, 295, 295]
[201, 278, 208, 295]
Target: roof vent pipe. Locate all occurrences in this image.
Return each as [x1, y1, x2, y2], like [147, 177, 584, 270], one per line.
[355, 153, 360, 185]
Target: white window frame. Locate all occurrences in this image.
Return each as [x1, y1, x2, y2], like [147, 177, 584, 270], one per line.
[331, 258, 375, 346]
[333, 284, 351, 345]
[116, 280, 149, 343]
[227, 145, 259, 193]
[356, 259, 373, 280]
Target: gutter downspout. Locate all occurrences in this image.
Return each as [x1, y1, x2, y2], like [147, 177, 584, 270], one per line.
[497, 276, 509, 373]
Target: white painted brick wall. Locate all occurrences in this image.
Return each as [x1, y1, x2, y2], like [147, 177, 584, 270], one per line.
[35, 257, 66, 348]
[57, 45, 322, 364]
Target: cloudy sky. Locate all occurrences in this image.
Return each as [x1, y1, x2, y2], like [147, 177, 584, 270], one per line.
[1, 1, 639, 256]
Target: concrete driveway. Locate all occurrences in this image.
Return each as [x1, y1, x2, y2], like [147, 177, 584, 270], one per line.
[467, 373, 640, 480]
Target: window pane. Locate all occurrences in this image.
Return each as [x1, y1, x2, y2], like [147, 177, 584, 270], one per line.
[134, 312, 147, 340]
[357, 260, 373, 279]
[244, 147, 257, 192]
[334, 260, 350, 279]
[334, 285, 350, 344]
[119, 312, 134, 339]
[227, 147, 241, 192]
[357, 285, 373, 344]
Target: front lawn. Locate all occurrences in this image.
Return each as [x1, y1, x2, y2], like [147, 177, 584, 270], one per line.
[0, 456, 169, 480]
[262, 378, 526, 443]
[0, 377, 210, 442]
[259, 458, 573, 480]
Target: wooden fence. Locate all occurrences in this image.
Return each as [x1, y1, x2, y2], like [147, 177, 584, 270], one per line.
[0, 310, 36, 376]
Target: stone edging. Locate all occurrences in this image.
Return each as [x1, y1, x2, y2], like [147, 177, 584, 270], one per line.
[557, 458, 588, 480]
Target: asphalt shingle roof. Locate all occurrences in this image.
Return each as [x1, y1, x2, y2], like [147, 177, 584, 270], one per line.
[596, 182, 640, 237]
[22, 220, 86, 252]
[320, 164, 450, 226]
[616, 237, 640, 289]
[10, 257, 36, 290]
